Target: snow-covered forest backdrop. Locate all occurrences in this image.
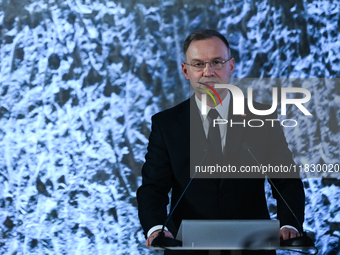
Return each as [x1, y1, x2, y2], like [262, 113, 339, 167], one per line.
[0, 0, 339, 254]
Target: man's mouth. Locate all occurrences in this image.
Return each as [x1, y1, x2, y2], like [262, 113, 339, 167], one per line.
[197, 81, 216, 86]
[198, 81, 222, 89]
[199, 81, 218, 84]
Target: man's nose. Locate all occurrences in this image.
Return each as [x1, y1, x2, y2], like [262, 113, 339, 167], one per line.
[203, 62, 214, 76]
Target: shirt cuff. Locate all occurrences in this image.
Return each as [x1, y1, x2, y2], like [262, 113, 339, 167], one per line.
[280, 225, 299, 233]
[147, 225, 169, 237]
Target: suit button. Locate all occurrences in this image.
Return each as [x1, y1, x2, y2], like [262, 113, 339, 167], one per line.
[219, 193, 223, 196]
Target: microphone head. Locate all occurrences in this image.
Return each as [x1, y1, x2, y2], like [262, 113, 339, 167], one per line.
[242, 141, 250, 151]
[280, 234, 314, 247]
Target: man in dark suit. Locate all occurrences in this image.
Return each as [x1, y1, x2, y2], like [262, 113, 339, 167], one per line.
[137, 29, 305, 254]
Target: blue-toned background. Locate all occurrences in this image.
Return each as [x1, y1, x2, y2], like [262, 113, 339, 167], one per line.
[0, 0, 339, 254]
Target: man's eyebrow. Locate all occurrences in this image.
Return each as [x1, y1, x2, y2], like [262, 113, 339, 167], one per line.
[190, 58, 203, 62]
[190, 57, 224, 62]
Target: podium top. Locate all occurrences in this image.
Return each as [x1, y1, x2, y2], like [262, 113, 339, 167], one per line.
[176, 220, 280, 249]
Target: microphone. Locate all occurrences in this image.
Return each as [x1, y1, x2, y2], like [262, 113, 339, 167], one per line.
[151, 144, 211, 247]
[242, 142, 314, 248]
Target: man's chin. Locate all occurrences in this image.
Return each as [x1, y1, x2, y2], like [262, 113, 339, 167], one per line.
[194, 88, 228, 101]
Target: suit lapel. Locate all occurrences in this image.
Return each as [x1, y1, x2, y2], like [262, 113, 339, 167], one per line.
[177, 96, 207, 147]
[178, 96, 220, 187]
[177, 98, 190, 143]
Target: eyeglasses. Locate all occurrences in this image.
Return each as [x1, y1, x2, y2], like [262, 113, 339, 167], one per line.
[184, 57, 232, 71]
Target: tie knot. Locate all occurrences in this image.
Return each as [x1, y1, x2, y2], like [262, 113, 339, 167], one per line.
[208, 108, 220, 120]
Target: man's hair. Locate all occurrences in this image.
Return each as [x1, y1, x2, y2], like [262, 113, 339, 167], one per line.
[183, 29, 231, 60]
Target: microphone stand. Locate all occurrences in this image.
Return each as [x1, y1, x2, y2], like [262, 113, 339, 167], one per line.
[242, 142, 315, 248]
[151, 144, 211, 247]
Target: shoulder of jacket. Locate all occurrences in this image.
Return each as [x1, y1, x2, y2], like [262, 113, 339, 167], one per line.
[152, 98, 190, 120]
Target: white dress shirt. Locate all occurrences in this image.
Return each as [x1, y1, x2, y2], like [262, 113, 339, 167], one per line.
[195, 92, 231, 152]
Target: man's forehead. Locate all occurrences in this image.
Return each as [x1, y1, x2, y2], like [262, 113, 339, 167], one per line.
[186, 37, 229, 59]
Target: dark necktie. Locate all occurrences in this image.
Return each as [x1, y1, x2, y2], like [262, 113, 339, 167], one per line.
[208, 109, 223, 166]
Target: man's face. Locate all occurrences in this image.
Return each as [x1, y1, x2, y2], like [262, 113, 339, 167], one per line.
[181, 37, 235, 102]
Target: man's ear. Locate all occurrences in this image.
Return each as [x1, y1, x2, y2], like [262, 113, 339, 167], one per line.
[181, 62, 190, 80]
[229, 57, 235, 76]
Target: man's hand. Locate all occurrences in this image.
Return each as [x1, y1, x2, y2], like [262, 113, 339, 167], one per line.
[280, 227, 300, 240]
[145, 230, 174, 246]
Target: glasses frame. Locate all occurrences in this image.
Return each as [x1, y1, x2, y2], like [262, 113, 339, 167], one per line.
[184, 57, 233, 70]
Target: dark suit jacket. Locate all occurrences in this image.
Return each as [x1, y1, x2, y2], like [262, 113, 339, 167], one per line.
[137, 96, 305, 237]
